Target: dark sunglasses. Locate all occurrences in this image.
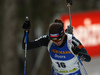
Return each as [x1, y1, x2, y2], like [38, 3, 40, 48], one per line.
[52, 38, 62, 42]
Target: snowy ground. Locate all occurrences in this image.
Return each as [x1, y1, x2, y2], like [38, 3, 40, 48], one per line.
[80, 56, 100, 75]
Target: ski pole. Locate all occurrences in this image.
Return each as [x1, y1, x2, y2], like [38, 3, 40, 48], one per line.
[24, 16, 29, 75]
[78, 56, 88, 75]
[66, 0, 73, 35]
[66, 0, 72, 26]
[66, 0, 88, 75]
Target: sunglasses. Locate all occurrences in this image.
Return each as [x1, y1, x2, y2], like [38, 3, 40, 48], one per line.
[52, 38, 62, 42]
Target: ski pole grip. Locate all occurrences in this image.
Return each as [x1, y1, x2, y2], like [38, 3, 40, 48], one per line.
[25, 16, 29, 32]
[26, 16, 29, 21]
[66, 0, 72, 5]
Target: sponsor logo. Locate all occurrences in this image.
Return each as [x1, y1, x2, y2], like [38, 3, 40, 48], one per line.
[55, 54, 66, 58]
[53, 66, 77, 73]
[52, 49, 71, 54]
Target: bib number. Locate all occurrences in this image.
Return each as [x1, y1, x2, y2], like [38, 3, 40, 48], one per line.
[56, 62, 66, 68]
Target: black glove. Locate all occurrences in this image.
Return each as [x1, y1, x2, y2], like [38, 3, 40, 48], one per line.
[78, 52, 91, 62]
[67, 25, 73, 34]
[78, 52, 86, 61]
[72, 46, 80, 54]
[22, 21, 30, 29]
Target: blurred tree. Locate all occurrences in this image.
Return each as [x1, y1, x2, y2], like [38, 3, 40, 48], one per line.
[1, 0, 20, 75]
[0, 0, 3, 74]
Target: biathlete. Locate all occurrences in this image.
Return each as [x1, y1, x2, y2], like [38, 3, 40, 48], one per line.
[22, 19, 91, 75]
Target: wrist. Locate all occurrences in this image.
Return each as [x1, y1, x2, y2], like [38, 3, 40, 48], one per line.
[78, 52, 86, 61]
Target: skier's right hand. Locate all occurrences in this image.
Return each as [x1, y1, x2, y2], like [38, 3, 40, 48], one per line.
[22, 20, 30, 29]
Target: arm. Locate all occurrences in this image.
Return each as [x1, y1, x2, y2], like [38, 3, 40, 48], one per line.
[22, 19, 50, 50]
[22, 31, 50, 50]
[72, 36, 91, 62]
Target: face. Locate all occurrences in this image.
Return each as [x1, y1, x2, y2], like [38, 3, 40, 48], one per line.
[52, 35, 65, 46]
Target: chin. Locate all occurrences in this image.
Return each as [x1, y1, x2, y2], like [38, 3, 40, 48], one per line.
[54, 42, 62, 46]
